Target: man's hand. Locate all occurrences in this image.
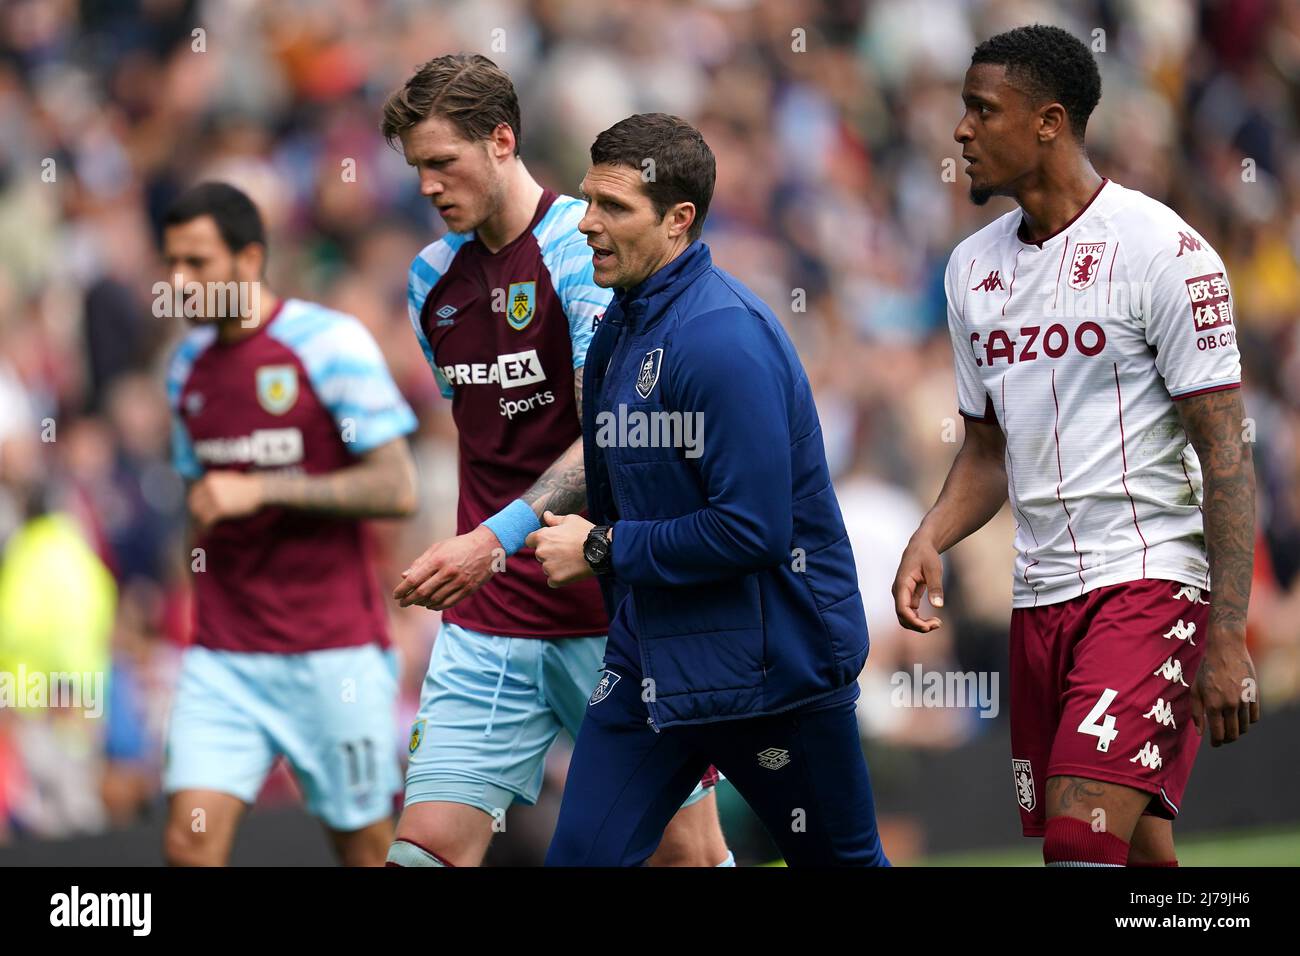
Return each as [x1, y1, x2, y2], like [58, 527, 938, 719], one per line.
[394, 524, 503, 610]
[1191, 625, 1260, 747]
[892, 533, 945, 632]
[188, 471, 265, 532]
[1174, 388, 1259, 747]
[526, 511, 595, 588]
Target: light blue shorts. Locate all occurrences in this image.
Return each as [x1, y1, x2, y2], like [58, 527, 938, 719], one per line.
[163, 644, 401, 832]
[404, 623, 713, 816]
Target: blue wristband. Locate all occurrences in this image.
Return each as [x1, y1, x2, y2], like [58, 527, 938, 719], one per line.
[481, 498, 542, 556]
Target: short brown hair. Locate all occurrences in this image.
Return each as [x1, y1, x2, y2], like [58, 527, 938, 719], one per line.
[380, 53, 522, 154]
[590, 113, 715, 241]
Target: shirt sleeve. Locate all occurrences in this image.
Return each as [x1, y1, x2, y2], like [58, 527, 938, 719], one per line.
[170, 417, 202, 480]
[610, 309, 795, 587]
[164, 343, 203, 480]
[539, 203, 613, 369]
[945, 251, 992, 421]
[407, 251, 454, 399]
[298, 317, 418, 455]
[1139, 232, 1242, 400]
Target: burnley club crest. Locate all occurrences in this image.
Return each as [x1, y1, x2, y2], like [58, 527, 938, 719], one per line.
[507, 281, 536, 330]
[589, 670, 620, 706]
[255, 364, 298, 415]
[635, 348, 663, 399]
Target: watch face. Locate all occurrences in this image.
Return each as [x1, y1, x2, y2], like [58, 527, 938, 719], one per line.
[585, 530, 610, 564]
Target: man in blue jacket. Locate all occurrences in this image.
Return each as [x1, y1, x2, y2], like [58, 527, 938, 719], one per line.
[527, 113, 888, 867]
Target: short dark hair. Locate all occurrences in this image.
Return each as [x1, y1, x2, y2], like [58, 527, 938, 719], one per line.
[381, 53, 521, 154]
[162, 181, 266, 255]
[590, 113, 715, 242]
[971, 24, 1101, 137]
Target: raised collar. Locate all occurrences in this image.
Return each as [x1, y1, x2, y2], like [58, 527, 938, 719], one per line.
[613, 241, 712, 330]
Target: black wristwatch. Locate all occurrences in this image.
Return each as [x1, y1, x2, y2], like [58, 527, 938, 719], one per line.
[583, 525, 613, 575]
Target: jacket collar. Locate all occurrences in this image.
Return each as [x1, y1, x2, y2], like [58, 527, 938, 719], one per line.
[613, 241, 712, 332]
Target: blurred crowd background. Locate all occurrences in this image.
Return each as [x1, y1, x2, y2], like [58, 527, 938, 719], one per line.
[1, 0, 1298, 863]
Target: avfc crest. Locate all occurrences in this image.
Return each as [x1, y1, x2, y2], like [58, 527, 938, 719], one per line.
[507, 281, 536, 330]
[589, 670, 621, 706]
[1068, 241, 1106, 291]
[408, 719, 425, 755]
[255, 364, 299, 415]
[635, 348, 663, 399]
[1012, 758, 1036, 812]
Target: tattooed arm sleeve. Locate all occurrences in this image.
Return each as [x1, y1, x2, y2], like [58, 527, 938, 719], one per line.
[1174, 389, 1255, 631]
[519, 370, 586, 518]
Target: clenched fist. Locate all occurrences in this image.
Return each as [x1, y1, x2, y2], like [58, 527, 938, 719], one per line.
[188, 471, 265, 532]
[526, 511, 597, 588]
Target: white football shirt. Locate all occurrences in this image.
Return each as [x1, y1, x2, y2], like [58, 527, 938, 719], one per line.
[945, 179, 1240, 608]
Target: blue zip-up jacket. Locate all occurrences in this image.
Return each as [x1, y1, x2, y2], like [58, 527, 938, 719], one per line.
[582, 241, 869, 728]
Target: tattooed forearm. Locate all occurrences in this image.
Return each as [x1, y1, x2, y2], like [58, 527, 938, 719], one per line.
[1176, 389, 1256, 631]
[517, 368, 588, 518]
[521, 437, 587, 517]
[260, 437, 418, 518]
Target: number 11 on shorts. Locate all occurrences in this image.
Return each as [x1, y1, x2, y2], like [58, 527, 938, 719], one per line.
[1078, 688, 1119, 752]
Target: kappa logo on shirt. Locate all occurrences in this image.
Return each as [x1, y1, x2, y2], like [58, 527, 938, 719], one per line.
[970, 270, 1005, 292]
[1175, 231, 1203, 257]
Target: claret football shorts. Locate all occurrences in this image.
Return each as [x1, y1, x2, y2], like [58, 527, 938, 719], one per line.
[1009, 578, 1210, 836]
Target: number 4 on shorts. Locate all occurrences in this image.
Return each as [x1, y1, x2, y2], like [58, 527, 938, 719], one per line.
[1078, 688, 1119, 752]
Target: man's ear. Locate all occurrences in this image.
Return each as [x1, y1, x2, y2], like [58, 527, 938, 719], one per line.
[490, 122, 518, 160]
[1037, 102, 1068, 143]
[667, 201, 696, 239]
[235, 242, 267, 281]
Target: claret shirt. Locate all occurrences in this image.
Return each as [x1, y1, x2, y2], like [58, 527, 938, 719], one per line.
[407, 190, 612, 638]
[167, 298, 417, 652]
